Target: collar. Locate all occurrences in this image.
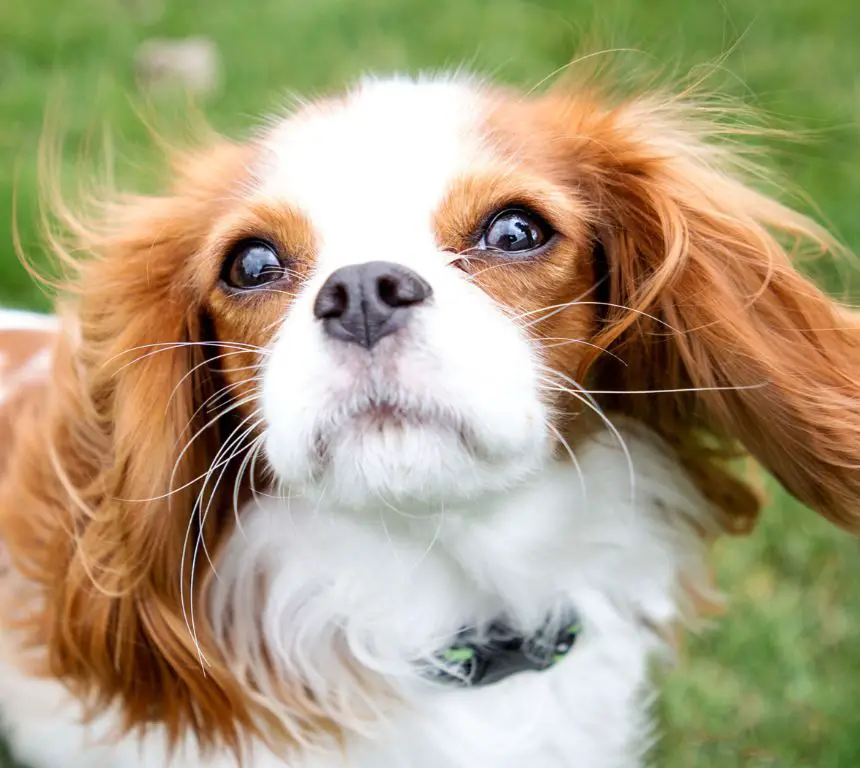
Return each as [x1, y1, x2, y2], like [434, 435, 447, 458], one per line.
[425, 608, 582, 688]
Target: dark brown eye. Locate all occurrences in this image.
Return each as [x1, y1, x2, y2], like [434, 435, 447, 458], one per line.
[479, 208, 553, 255]
[222, 240, 287, 289]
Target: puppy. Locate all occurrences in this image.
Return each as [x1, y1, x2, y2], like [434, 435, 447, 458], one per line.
[0, 73, 857, 767]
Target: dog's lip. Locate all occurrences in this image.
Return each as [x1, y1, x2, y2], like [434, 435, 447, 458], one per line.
[349, 395, 456, 429]
[310, 393, 483, 462]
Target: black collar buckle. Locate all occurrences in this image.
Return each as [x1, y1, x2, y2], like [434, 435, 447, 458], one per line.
[426, 608, 582, 688]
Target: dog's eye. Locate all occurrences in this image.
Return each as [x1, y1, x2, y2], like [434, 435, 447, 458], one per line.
[222, 240, 287, 289]
[479, 208, 553, 255]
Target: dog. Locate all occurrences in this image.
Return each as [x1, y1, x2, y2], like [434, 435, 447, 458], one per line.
[0, 73, 857, 767]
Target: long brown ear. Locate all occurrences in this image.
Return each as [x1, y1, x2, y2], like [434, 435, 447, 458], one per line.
[572, 97, 860, 533]
[0, 142, 260, 753]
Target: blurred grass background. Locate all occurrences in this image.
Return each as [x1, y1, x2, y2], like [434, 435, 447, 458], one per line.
[1, 0, 859, 765]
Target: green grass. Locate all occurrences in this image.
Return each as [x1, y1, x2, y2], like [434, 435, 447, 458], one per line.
[2, 0, 859, 765]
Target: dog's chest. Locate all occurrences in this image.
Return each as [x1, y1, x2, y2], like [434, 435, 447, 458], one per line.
[211, 434, 711, 767]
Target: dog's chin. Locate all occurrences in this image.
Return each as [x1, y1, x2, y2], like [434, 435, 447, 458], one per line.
[269, 407, 548, 511]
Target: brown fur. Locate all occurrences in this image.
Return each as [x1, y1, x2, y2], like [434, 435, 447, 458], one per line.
[0, 141, 289, 757]
[0, 75, 857, 761]
[0, 329, 54, 374]
[0, 328, 55, 481]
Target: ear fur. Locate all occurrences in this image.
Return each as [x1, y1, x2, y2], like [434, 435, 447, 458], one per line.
[563, 95, 860, 532]
[0, 141, 265, 754]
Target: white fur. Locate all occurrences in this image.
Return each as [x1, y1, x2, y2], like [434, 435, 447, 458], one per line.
[260, 77, 546, 509]
[0, 78, 717, 767]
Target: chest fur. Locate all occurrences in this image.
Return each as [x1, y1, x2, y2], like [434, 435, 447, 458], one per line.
[205, 430, 713, 766]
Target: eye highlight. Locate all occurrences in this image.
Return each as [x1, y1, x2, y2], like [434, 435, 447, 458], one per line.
[478, 208, 554, 256]
[222, 240, 288, 290]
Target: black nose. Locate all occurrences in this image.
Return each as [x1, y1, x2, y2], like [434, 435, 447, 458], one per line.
[313, 261, 432, 349]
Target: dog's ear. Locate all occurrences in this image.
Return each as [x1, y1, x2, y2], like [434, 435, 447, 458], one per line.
[568, 96, 860, 533]
[0, 141, 262, 754]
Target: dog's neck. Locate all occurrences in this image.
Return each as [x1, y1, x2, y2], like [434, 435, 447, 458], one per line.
[207, 424, 713, 740]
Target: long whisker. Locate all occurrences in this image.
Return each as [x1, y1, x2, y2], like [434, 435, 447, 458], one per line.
[181, 409, 265, 667]
[538, 366, 635, 501]
[232, 431, 270, 541]
[583, 382, 770, 395]
[118, 391, 262, 503]
[167, 349, 263, 409]
[179, 408, 262, 620]
[521, 301, 679, 332]
[374, 491, 435, 521]
[178, 376, 264, 446]
[376, 503, 403, 566]
[110, 340, 268, 359]
[235, 286, 302, 300]
[546, 421, 587, 503]
[109, 341, 268, 373]
[537, 336, 627, 365]
[195, 413, 265, 572]
[462, 257, 533, 280]
[410, 503, 446, 571]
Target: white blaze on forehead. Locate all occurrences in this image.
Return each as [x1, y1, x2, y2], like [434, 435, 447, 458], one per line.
[256, 76, 492, 265]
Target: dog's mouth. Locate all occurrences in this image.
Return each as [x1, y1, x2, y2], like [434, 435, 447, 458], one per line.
[310, 393, 481, 466]
[355, 399, 421, 428]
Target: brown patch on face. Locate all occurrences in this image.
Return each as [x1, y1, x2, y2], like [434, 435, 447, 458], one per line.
[432, 107, 605, 431]
[203, 202, 321, 417]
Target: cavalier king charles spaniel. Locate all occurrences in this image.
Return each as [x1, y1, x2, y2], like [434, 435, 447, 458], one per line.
[0, 73, 858, 768]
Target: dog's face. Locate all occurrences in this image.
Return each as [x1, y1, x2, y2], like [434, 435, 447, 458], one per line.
[212, 79, 594, 507]
[184, 78, 607, 511]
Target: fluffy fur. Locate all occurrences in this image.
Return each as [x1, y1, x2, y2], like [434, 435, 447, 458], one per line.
[0, 71, 857, 767]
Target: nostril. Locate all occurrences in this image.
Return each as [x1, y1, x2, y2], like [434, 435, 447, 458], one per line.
[376, 275, 402, 308]
[313, 281, 349, 320]
[376, 270, 431, 309]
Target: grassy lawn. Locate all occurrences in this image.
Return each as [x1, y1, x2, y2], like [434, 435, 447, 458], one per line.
[1, 0, 859, 765]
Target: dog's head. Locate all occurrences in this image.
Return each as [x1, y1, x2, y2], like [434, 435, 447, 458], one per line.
[3, 74, 857, 753]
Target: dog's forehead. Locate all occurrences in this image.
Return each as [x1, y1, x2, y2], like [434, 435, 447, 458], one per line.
[255, 77, 496, 244]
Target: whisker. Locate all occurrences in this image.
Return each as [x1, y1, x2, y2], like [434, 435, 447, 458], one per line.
[538, 366, 636, 501]
[521, 302, 679, 332]
[231, 431, 270, 541]
[374, 491, 435, 521]
[110, 341, 268, 373]
[167, 349, 263, 409]
[181, 410, 265, 667]
[537, 336, 627, 366]
[583, 382, 770, 395]
[236, 286, 302, 300]
[546, 422, 587, 502]
[178, 376, 265, 445]
[120, 391, 261, 503]
[195, 414, 265, 567]
[463, 257, 534, 280]
[243, 435, 275, 528]
[376, 503, 403, 566]
[410, 503, 446, 571]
